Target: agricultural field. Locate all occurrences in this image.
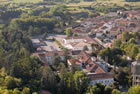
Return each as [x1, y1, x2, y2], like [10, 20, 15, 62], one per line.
[11, 0, 43, 3]
[0, 0, 43, 4]
[0, 0, 10, 3]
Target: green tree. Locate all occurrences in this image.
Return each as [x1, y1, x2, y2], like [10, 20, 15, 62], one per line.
[22, 87, 30, 94]
[59, 63, 68, 94]
[136, 53, 140, 60]
[128, 85, 140, 94]
[74, 71, 90, 94]
[52, 53, 61, 68]
[122, 31, 131, 42]
[128, 38, 136, 44]
[112, 89, 121, 94]
[113, 67, 132, 87]
[65, 28, 73, 37]
[112, 39, 122, 48]
[40, 66, 57, 93]
[99, 48, 124, 65]
[86, 85, 101, 94]
[83, 45, 89, 51]
[5, 76, 22, 89]
[104, 86, 112, 94]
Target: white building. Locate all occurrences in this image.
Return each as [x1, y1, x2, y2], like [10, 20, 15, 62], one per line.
[62, 36, 84, 44]
[89, 73, 114, 86]
[66, 42, 92, 51]
[31, 39, 40, 47]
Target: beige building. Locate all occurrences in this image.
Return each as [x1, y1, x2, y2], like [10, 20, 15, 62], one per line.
[131, 60, 140, 85]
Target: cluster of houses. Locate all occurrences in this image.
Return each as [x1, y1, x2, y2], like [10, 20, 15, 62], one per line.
[67, 51, 113, 85]
[71, 10, 140, 48]
[31, 10, 140, 86]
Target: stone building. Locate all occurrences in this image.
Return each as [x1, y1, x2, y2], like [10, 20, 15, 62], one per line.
[131, 60, 140, 85]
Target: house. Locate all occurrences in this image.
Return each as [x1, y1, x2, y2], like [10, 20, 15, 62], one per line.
[66, 42, 92, 51]
[67, 51, 114, 85]
[125, 10, 140, 19]
[96, 31, 104, 38]
[63, 36, 99, 51]
[32, 50, 81, 65]
[31, 39, 41, 47]
[110, 27, 121, 37]
[89, 73, 114, 85]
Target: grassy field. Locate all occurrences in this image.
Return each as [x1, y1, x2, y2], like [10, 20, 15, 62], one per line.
[66, 0, 140, 7]
[0, 0, 140, 7]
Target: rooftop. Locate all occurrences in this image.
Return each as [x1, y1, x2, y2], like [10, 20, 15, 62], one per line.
[88, 73, 113, 80]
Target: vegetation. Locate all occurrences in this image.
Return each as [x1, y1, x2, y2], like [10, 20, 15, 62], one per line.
[0, 0, 140, 94]
[55, 40, 64, 49]
[65, 28, 73, 37]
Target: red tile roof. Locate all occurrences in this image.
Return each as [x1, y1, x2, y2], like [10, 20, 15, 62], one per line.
[85, 58, 106, 73]
[77, 51, 90, 63]
[75, 51, 106, 73]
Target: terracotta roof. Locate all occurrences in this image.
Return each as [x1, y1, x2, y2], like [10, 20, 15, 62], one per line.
[45, 51, 65, 57]
[77, 51, 90, 63]
[89, 73, 113, 80]
[111, 27, 118, 31]
[72, 27, 87, 33]
[116, 19, 129, 26]
[76, 51, 106, 73]
[84, 36, 98, 44]
[125, 10, 140, 16]
[85, 58, 106, 73]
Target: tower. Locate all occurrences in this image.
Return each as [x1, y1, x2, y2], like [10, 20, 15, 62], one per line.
[131, 60, 140, 85]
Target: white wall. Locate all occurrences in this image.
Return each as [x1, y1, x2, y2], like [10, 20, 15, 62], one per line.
[63, 39, 84, 44]
[90, 78, 114, 86]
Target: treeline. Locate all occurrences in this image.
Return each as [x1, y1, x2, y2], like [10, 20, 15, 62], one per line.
[43, 0, 96, 3]
[125, 0, 140, 2]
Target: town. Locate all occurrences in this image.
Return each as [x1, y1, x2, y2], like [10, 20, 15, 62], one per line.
[0, 0, 140, 93]
[32, 9, 140, 91]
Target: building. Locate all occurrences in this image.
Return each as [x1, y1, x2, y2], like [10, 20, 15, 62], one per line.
[62, 36, 84, 44]
[32, 50, 81, 65]
[89, 73, 114, 85]
[131, 60, 140, 85]
[67, 51, 114, 85]
[66, 42, 92, 51]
